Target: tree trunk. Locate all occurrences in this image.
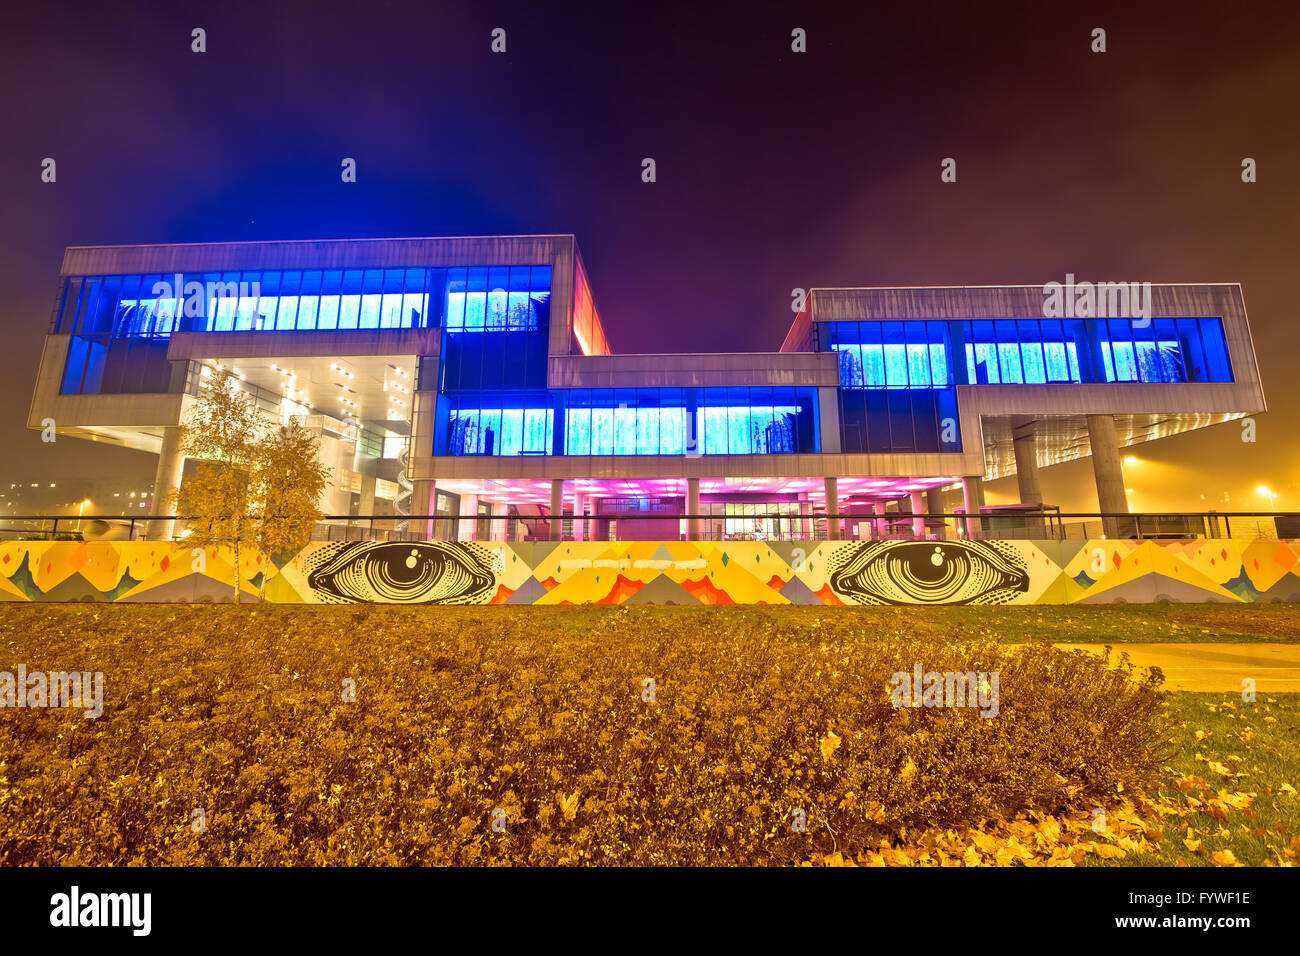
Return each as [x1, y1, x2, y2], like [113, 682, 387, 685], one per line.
[233, 541, 241, 605]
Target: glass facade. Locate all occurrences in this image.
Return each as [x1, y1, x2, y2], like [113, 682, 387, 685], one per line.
[818, 318, 1234, 387]
[817, 317, 1234, 455]
[443, 393, 556, 456]
[705, 501, 805, 540]
[436, 386, 820, 457]
[563, 387, 817, 456]
[50, 257, 1237, 463]
[56, 266, 551, 395]
[55, 266, 551, 337]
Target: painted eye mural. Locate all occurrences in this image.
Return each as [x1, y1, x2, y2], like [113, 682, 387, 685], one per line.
[827, 540, 1030, 605]
[303, 541, 497, 604]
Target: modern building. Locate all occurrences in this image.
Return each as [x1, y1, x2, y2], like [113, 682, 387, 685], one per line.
[27, 235, 1266, 541]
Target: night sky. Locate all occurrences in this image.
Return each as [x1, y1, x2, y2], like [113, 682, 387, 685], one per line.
[1, 1, 1297, 512]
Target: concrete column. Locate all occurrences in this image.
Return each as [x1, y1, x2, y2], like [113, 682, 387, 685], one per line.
[909, 490, 926, 539]
[817, 387, 842, 454]
[1011, 416, 1043, 506]
[686, 477, 701, 541]
[1086, 414, 1130, 537]
[357, 475, 376, 517]
[550, 479, 565, 541]
[926, 488, 945, 536]
[149, 426, 185, 541]
[872, 500, 888, 539]
[457, 494, 478, 542]
[961, 476, 985, 538]
[824, 477, 840, 540]
[573, 492, 586, 542]
[411, 479, 434, 540]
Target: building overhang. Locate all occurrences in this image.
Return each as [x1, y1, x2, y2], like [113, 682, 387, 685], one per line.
[955, 381, 1265, 479]
[414, 452, 978, 483]
[59, 235, 578, 276]
[546, 351, 840, 389]
[166, 328, 440, 362]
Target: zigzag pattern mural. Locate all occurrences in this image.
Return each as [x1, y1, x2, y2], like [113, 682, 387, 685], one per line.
[3, 538, 1300, 604]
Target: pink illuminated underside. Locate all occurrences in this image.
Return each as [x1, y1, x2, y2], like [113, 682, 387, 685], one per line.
[434, 475, 956, 506]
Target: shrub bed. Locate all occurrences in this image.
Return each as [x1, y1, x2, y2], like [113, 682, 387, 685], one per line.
[0, 605, 1166, 865]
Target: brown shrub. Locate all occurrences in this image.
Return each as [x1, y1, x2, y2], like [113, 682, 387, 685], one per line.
[0, 605, 1166, 865]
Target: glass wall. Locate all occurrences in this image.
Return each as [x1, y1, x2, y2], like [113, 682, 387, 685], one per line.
[438, 386, 820, 457]
[54, 266, 551, 338]
[704, 501, 805, 540]
[442, 392, 555, 456]
[561, 387, 817, 457]
[56, 265, 551, 396]
[442, 266, 552, 331]
[819, 318, 1234, 387]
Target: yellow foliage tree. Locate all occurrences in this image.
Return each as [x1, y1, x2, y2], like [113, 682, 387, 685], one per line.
[252, 419, 329, 600]
[170, 376, 328, 602]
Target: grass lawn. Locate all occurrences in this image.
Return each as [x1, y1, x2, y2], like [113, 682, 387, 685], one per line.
[1096, 691, 1300, 867]
[0, 603, 1297, 866]
[4, 600, 1300, 643]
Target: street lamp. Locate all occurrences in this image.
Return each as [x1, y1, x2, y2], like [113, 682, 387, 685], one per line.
[77, 499, 91, 530]
[1257, 485, 1279, 509]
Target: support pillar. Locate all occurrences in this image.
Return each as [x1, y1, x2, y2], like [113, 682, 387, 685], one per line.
[149, 426, 185, 541]
[1086, 414, 1130, 537]
[492, 501, 508, 541]
[961, 476, 985, 538]
[1011, 416, 1043, 506]
[872, 500, 888, 539]
[358, 475, 376, 517]
[412, 479, 434, 540]
[573, 491, 586, 542]
[909, 490, 926, 539]
[824, 477, 840, 540]
[457, 494, 478, 542]
[550, 479, 565, 541]
[687, 477, 701, 541]
[926, 487, 945, 536]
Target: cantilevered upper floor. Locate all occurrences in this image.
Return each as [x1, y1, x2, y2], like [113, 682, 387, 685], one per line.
[28, 236, 1265, 494]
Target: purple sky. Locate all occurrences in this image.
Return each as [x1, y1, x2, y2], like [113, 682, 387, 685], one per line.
[1, 1, 1297, 511]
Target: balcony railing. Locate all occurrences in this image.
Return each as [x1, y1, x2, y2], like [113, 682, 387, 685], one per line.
[0, 511, 1294, 543]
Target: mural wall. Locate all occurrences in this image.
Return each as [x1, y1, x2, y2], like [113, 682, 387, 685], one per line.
[3, 538, 1300, 605]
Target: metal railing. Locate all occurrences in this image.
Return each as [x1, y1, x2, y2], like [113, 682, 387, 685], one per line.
[0, 511, 1293, 543]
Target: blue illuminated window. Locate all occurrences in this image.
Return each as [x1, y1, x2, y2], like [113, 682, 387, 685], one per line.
[448, 387, 818, 457]
[443, 266, 551, 331]
[52, 265, 547, 398]
[821, 317, 1231, 389]
[446, 398, 554, 456]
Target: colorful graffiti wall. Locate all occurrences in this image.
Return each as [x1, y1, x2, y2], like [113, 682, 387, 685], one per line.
[2, 538, 1299, 605]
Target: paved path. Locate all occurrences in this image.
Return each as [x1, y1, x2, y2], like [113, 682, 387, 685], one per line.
[1058, 643, 1300, 692]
